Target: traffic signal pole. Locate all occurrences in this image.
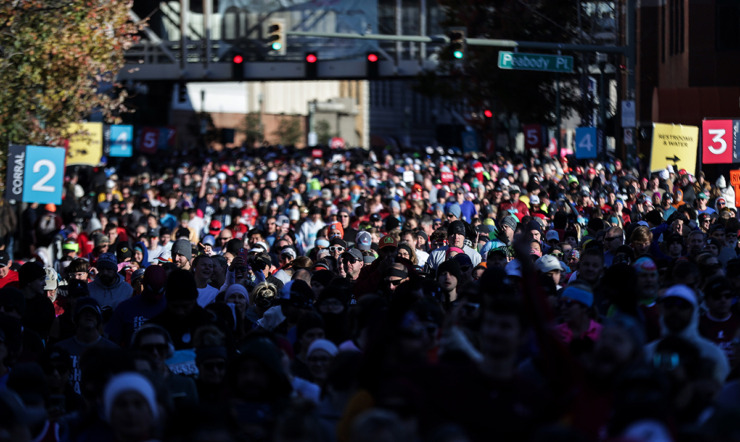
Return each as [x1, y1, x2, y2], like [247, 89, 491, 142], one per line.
[286, 31, 627, 55]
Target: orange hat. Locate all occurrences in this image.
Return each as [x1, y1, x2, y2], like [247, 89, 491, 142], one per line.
[44, 203, 56, 213]
[328, 221, 344, 239]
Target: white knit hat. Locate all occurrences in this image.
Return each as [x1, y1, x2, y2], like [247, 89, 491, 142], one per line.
[307, 339, 339, 358]
[103, 372, 159, 422]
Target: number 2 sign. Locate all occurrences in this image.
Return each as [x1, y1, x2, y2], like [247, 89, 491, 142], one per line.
[4, 145, 65, 204]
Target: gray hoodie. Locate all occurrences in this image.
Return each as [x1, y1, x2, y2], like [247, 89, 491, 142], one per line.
[644, 284, 729, 384]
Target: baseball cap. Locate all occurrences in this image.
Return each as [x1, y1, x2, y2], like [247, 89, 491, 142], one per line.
[43, 267, 58, 291]
[342, 248, 363, 262]
[355, 231, 372, 251]
[561, 285, 593, 308]
[535, 255, 563, 273]
[116, 243, 132, 262]
[281, 247, 297, 260]
[546, 230, 560, 242]
[661, 284, 697, 307]
[379, 235, 398, 249]
[209, 220, 222, 235]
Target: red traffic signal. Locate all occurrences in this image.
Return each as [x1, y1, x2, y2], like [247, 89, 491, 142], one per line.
[305, 53, 317, 63]
[484, 109, 493, 118]
[233, 54, 244, 64]
[367, 53, 378, 63]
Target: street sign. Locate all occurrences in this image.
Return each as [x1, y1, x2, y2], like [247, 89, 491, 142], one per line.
[650, 123, 698, 172]
[624, 128, 634, 145]
[621, 100, 636, 128]
[575, 127, 598, 159]
[731, 170, 740, 207]
[138, 127, 159, 154]
[702, 119, 733, 164]
[498, 51, 574, 73]
[461, 130, 479, 153]
[5, 144, 65, 204]
[107, 125, 134, 158]
[522, 124, 543, 150]
[66, 122, 103, 166]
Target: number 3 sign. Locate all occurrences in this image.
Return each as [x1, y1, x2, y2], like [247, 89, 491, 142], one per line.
[702, 120, 734, 164]
[4, 145, 65, 204]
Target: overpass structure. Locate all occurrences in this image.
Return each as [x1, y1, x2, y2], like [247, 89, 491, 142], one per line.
[121, 0, 444, 81]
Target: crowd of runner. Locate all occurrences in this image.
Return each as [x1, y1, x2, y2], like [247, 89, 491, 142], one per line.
[1, 145, 740, 441]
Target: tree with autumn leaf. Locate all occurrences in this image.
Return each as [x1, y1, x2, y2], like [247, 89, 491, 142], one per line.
[0, 0, 141, 152]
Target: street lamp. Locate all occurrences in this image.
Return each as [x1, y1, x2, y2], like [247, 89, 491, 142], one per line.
[597, 52, 607, 160]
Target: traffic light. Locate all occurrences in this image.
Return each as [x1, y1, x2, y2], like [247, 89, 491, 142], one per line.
[305, 52, 317, 79]
[267, 19, 286, 55]
[177, 81, 187, 103]
[366, 52, 379, 79]
[483, 109, 493, 118]
[232, 53, 244, 80]
[448, 27, 466, 60]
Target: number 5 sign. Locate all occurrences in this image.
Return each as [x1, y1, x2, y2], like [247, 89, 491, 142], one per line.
[702, 120, 733, 164]
[4, 145, 65, 204]
[522, 124, 543, 151]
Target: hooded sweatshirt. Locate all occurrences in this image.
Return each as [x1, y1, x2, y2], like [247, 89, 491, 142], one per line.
[88, 273, 133, 311]
[716, 175, 736, 210]
[644, 285, 729, 384]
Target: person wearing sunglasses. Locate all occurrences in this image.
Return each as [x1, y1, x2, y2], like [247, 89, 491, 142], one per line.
[383, 263, 408, 294]
[555, 283, 602, 344]
[340, 248, 364, 281]
[646, 284, 729, 384]
[699, 276, 740, 365]
[328, 238, 347, 260]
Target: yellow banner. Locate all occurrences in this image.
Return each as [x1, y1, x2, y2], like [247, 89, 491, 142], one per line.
[66, 122, 103, 166]
[650, 123, 698, 173]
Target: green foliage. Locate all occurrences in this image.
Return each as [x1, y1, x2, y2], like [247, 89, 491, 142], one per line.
[273, 115, 303, 146]
[419, 0, 582, 124]
[241, 112, 263, 147]
[0, 0, 140, 148]
[315, 120, 334, 145]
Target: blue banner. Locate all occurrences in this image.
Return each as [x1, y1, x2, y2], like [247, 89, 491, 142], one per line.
[108, 124, 134, 157]
[22, 145, 66, 205]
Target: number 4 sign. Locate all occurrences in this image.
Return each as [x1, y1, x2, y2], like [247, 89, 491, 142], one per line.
[4, 145, 65, 204]
[575, 127, 598, 159]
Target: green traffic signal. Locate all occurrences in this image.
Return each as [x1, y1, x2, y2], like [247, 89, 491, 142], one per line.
[448, 27, 466, 61]
[271, 42, 283, 51]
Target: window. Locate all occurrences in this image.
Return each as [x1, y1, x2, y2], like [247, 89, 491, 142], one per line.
[717, 0, 740, 50]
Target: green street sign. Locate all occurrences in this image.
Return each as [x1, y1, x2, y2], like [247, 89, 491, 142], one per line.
[498, 51, 574, 73]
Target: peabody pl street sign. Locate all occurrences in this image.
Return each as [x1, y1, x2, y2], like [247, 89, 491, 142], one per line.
[498, 51, 574, 73]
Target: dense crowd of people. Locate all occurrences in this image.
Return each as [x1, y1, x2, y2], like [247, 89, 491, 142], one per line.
[1, 145, 740, 441]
